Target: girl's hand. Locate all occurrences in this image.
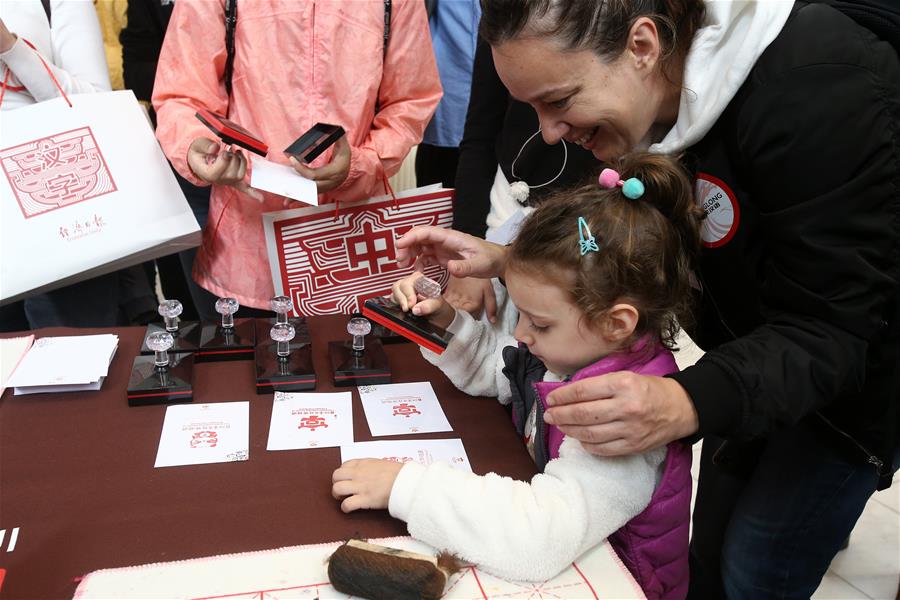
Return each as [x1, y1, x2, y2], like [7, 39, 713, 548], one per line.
[332, 459, 404, 512]
[443, 275, 498, 323]
[391, 272, 455, 329]
[289, 136, 351, 194]
[187, 137, 263, 201]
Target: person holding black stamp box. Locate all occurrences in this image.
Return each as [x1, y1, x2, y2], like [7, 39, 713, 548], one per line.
[152, 1, 441, 315]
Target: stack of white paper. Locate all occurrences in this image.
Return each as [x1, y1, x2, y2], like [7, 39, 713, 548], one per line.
[7, 334, 119, 395]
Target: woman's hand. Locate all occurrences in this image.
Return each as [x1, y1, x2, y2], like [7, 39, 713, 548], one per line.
[543, 372, 700, 456]
[187, 137, 263, 200]
[443, 275, 498, 323]
[391, 272, 456, 329]
[289, 136, 351, 194]
[395, 226, 509, 279]
[0, 19, 17, 54]
[332, 458, 404, 512]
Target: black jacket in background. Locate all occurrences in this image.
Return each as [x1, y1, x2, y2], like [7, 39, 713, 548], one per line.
[120, 0, 174, 119]
[452, 37, 596, 238]
[670, 2, 900, 488]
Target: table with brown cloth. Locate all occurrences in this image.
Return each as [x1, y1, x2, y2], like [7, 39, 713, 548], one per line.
[0, 316, 538, 600]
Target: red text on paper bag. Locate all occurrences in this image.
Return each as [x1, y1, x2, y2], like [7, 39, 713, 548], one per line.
[58, 213, 106, 241]
[271, 189, 453, 315]
[0, 127, 117, 219]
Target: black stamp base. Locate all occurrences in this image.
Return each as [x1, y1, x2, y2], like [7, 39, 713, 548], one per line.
[328, 340, 391, 387]
[255, 344, 316, 394]
[194, 319, 256, 362]
[127, 353, 194, 406]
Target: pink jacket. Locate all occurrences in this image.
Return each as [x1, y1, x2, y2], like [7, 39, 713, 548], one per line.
[153, 0, 441, 308]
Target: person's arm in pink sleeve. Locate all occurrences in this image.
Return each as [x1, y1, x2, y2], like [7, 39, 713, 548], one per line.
[331, 0, 442, 201]
[151, 0, 230, 186]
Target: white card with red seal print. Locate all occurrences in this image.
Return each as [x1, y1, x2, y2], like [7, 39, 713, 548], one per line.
[340, 439, 472, 472]
[357, 382, 451, 437]
[267, 391, 353, 450]
[154, 402, 249, 468]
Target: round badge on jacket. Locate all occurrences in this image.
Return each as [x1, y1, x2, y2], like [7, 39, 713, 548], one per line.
[695, 173, 740, 248]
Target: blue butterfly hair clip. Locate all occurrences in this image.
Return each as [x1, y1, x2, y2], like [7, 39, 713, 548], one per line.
[578, 216, 599, 256]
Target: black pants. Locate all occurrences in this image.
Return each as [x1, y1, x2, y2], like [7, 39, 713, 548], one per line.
[414, 143, 459, 189]
[0, 265, 157, 332]
[688, 422, 899, 599]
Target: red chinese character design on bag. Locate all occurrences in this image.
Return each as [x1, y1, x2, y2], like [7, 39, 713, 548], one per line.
[269, 189, 453, 315]
[346, 221, 396, 275]
[190, 431, 218, 448]
[298, 415, 328, 430]
[0, 127, 117, 219]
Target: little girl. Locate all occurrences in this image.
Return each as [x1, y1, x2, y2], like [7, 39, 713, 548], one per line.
[332, 153, 704, 599]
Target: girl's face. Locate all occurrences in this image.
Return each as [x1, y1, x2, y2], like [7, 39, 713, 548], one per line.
[506, 267, 618, 377]
[491, 30, 673, 162]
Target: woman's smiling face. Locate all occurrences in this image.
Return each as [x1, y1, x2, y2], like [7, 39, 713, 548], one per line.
[491, 24, 673, 162]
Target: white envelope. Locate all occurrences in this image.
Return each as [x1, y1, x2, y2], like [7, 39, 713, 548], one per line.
[249, 155, 318, 205]
[7, 334, 118, 388]
[14, 376, 105, 395]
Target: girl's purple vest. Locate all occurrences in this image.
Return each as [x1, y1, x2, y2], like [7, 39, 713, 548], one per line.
[533, 345, 692, 600]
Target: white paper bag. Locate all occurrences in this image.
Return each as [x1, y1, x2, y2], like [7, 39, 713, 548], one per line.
[0, 90, 200, 304]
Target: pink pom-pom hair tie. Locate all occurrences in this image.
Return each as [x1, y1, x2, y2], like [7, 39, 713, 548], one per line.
[598, 168, 645, 200]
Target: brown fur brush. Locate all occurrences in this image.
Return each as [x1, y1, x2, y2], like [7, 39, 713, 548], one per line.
[327, 539, 462, 600]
